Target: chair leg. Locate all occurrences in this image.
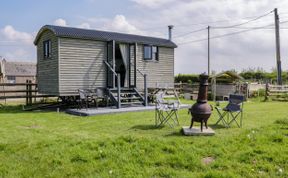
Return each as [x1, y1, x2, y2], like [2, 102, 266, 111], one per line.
[170, 110, 179, 127]
[228, 112, 241, 128]
[163, 111, 173, 127]
[170, 110, 178, 125]
[94, 99, 97, 108]
[240, 111, 243, 127]
[215, 109, 228, 127]
[175, 110, 179, 125]
[79, 99, 84, 110]
[77, 101, 81, 110]
[155, 109, 159, 126]
[156, 109, 179, 128]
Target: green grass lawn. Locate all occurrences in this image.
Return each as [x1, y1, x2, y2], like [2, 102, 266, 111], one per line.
[0, 100, 288, 178]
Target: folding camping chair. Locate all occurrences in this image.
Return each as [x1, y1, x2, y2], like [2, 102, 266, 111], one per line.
[155, 92, 180, 127]
[215, 94, 244, 128]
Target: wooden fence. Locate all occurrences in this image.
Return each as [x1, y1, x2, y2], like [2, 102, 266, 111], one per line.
[265, 84, 288, 101]
[0, 80, 55, 105]
[175, 82, 248, 100]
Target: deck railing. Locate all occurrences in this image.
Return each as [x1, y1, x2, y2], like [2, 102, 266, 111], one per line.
[103, 60, 121, 108]
[136, 69, 148, 106]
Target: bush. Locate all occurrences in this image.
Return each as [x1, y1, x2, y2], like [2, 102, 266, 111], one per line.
[175, 74, 199, 83]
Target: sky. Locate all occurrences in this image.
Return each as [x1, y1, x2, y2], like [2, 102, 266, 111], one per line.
[1, 0, 288, 74]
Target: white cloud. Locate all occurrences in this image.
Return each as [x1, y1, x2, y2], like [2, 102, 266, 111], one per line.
[54, 18, 67, 26]
[1, 25, 33, 44]
[77, 14, 164, 38]
[4, 48, 33, 60]
[0, 25, 35, 61]
[78, 22, 91, 29]
[131, 0, 177, 9]
[102, 15, 144, 35]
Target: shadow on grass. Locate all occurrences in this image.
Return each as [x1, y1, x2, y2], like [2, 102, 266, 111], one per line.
[165, 130, 183, 137]
[210, 124, 228, 130]
[130, 124, 165, 130]
[0, 105, 27, 113]
[0, 104, 58, 114]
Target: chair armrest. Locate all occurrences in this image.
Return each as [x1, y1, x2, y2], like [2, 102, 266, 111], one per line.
[215, 106, 223, 110]
[167, 100, 180, 109]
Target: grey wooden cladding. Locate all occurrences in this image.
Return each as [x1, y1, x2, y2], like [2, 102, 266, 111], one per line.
[37, 30, 59, 95]
[59, 38, 106, 95]
[136, 45, 174, 90]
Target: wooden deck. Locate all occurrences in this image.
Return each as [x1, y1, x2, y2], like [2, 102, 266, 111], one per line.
[66, 104, 190, 116]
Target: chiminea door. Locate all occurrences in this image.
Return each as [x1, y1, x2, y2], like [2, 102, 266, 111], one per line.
[107, 40, 115, 88]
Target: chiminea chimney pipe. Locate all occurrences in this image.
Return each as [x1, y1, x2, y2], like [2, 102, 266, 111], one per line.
[168, 25, 174, 41]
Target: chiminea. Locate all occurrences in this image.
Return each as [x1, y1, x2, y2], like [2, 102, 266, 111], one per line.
[189, 73, 212, 132]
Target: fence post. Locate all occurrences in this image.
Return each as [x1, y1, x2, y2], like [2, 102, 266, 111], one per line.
[3, 82, 6, 105]
[26, 80, 29, 105]
[29, 80, 32, 105]
[34, 82, 37, 103]
[265, 82, 269, 101]
[144, 74, 148, 106]
[117, 74, 121, 109]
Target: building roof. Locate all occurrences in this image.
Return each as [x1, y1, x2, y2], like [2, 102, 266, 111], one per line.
[4, 61, 36, 77]
[34, 25, 177, 48]
[212, 71, 244, 80]
[211, 71, 244, 84]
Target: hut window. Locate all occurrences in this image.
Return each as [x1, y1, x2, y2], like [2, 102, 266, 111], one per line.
[7, 76, 16, 83]
[43, 40, 52, 58]
[144, 45, 158, 61]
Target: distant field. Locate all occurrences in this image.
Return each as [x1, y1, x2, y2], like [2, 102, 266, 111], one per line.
[0, 100, 287, 177]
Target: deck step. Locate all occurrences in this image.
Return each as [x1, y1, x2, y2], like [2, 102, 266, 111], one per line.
[111, 92, 138, 96]
[121, 101, 144, 105]
[107, 87, 145, 108]
[114, 97, 142, 100]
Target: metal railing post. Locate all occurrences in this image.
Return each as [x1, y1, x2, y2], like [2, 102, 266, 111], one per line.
[144, 74, 148, 106]
[117, 74, 121, 108]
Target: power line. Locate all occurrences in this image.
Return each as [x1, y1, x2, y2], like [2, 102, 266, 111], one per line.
[141, 10, 276, 31]
[173, 27, 207, 38]
[209, 20, 288, 30]
[211, 10, 273, 29]
[176, 12, 275, 28]
[177, 21, 288, 46]
[172, 10, 274, 38]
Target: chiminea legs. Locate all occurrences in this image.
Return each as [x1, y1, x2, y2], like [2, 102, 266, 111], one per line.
[190, 117, 208, 132]
[189, 119, 194, 129]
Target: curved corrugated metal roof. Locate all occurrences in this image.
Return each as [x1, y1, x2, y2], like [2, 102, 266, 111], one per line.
[34, 25, 177, 48]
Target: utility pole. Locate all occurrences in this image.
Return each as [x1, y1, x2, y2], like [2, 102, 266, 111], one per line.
[274, 8, 282, 85]
[208, 26, 210, 76]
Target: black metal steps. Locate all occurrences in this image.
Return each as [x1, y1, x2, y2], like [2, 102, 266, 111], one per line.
[107, 88, 145, 108]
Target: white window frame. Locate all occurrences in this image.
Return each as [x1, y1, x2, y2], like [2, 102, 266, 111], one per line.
[144, 45, 158, 61]
[43, 40, 52, 59]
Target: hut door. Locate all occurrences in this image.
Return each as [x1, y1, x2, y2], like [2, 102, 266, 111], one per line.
[129, 43, 136, 88]
[107, 40, 115, 88]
